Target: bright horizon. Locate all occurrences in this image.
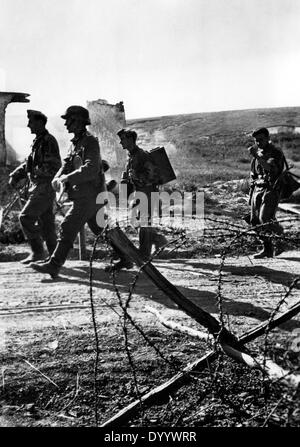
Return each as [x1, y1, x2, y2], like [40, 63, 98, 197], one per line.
[1, 0, 300, 120]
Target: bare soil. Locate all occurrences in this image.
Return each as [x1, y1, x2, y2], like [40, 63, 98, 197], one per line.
[1, 171, 300, 428]
[0, 239, 299, 427]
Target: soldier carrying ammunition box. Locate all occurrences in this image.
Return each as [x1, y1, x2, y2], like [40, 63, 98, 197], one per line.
[29, 105, 106, 278]
[248, 127, 285, 258]
[8, 110, 61, 264]
[117, 129, 167, 265]
[30, 105, 131, 278]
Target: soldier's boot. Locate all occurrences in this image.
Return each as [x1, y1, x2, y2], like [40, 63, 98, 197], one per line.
[153, 233, 168, 251]
[21, 238, 45, 265]
[36, 241, 57, 264]
[253, 239, 274, 259]
[46, 241, 57, 257]
[30, 241, 72, 279]
[274, 240, 285, 257]
[104, 258, 134, 273]
[139, 227, 153, 262]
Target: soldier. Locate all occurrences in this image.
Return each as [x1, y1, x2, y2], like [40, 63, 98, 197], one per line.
[117, 129, 167, 262]
[248, 127, 285, 258]
[8, 110, 61, 264]
[30, 105, 131, 278]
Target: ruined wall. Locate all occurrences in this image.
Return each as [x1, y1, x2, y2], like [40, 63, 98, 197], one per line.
[0, 92, 30, 166]
[87, 99, 126, 166]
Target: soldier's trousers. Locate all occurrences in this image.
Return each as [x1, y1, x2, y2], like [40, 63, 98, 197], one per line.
[139, 227, 162, 260]
[250, 187, 283, 235]
[19, 183, 57, 249]
[56, 197, 126, 264]
[59, 197, 102, 245]
[131, 187, 161, 260]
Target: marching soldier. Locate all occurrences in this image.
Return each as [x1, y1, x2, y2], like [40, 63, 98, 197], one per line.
[248, 127, 285, 258]
[29, 105, 105, 278]
[8, 110, 61, 264]
[117, 129, 167, 263]
[30, 105, 130, 278]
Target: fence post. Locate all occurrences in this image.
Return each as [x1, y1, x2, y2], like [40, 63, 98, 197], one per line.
[78, 225, 87, 260]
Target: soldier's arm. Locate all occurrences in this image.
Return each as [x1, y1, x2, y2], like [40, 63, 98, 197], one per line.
[247, 158, 256, 204]
[66, 137, 100, 185]
[248, 145, 258, 158]
[257, 152, 284, 177]
[55, 146, 73, 179]
[9, 161, 27, 184]
[130, 152, 160, 186]
[35, 135, 62, 179]
[143, 159, 160, 185]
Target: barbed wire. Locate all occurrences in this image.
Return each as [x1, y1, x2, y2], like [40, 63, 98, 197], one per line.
[86, 212, 300, 426]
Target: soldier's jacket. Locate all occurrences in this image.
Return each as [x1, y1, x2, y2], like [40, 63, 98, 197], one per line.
[10, 130, 61, 185]
[249, 143, 284, 191]
[55, 131, 105, 200]
[125, 146, 160, 192]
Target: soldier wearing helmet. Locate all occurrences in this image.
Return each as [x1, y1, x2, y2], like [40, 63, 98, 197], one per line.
[248, 127, 285, 258]
[30, 105, 107, 278]
[8, 109, 61, 264]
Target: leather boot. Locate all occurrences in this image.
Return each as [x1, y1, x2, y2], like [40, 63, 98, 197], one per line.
[274, 239, 285, 256]
[46, 241, 57, 257]
[21, 238, 45, 264]
[35, 241, 57, 264]
[30, 241, 72, 279]
[104, 258, 134, 273]
[153, 233, 168, 251]
[139, 227, 154, 261]
[253, 239, 274, 259]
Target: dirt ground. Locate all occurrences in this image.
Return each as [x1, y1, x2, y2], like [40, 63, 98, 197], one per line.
[0, 238, 299, 427]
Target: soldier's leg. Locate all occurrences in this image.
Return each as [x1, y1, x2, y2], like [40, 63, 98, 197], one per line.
[19, 192, 51, 264]
[87, 204, 133, 271]
[260, 190, 284, 256]
[254, 190, 280, 258]
[19, 198, 42, 241]
[260, 190, 281, 230]
[53, 198, 96, 263]
[260, 190, 278, 222]
[31, 199, 96, 278]
[151, 229, 168, 251]
[139, 226, 154, 260]
[39, 199, 57, 256]
[250, 189, 262, 227]
[250, 190, 271, 258]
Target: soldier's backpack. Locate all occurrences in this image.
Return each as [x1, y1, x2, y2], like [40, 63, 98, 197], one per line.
[149, 147, 176, 185]
[274, 156, 300, 201]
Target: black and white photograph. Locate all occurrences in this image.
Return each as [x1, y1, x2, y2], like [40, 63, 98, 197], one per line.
[0, 0, 299, 434]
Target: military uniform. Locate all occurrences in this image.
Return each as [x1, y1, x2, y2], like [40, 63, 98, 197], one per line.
[125, 145, 164, 260]
[30, 105, 128, 278]
[54, 130, 105, 247]
[10, 115, 61, 260]
[249, 140, 284, 256]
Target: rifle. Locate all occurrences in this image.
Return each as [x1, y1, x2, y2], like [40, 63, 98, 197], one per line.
[0, 183, 27, 230]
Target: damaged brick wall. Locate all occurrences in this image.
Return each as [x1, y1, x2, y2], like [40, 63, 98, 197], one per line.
[87, 99, 126, 167]
[0, 91, 30, 166]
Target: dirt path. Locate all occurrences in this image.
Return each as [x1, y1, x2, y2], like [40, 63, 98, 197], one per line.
[1, 251, 300, 334]
[1, 250, 300, 427]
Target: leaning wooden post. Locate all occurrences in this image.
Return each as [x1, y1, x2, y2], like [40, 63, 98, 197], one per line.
[107, 226, 241, 348]
[78, 225, 87, 260]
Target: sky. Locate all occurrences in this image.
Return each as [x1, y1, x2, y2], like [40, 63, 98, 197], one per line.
[1, 0, 300, 119]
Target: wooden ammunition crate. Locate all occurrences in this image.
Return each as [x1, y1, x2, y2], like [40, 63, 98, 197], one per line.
[149, 147, 176, 185]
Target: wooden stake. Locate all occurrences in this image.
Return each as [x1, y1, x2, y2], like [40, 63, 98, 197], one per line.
[107, 227, 240, 347]
[78, 225, 87, 260]
[100, 351, 217, 427]
[146, 305, 213, 342]
[100, 297, 300, 427]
